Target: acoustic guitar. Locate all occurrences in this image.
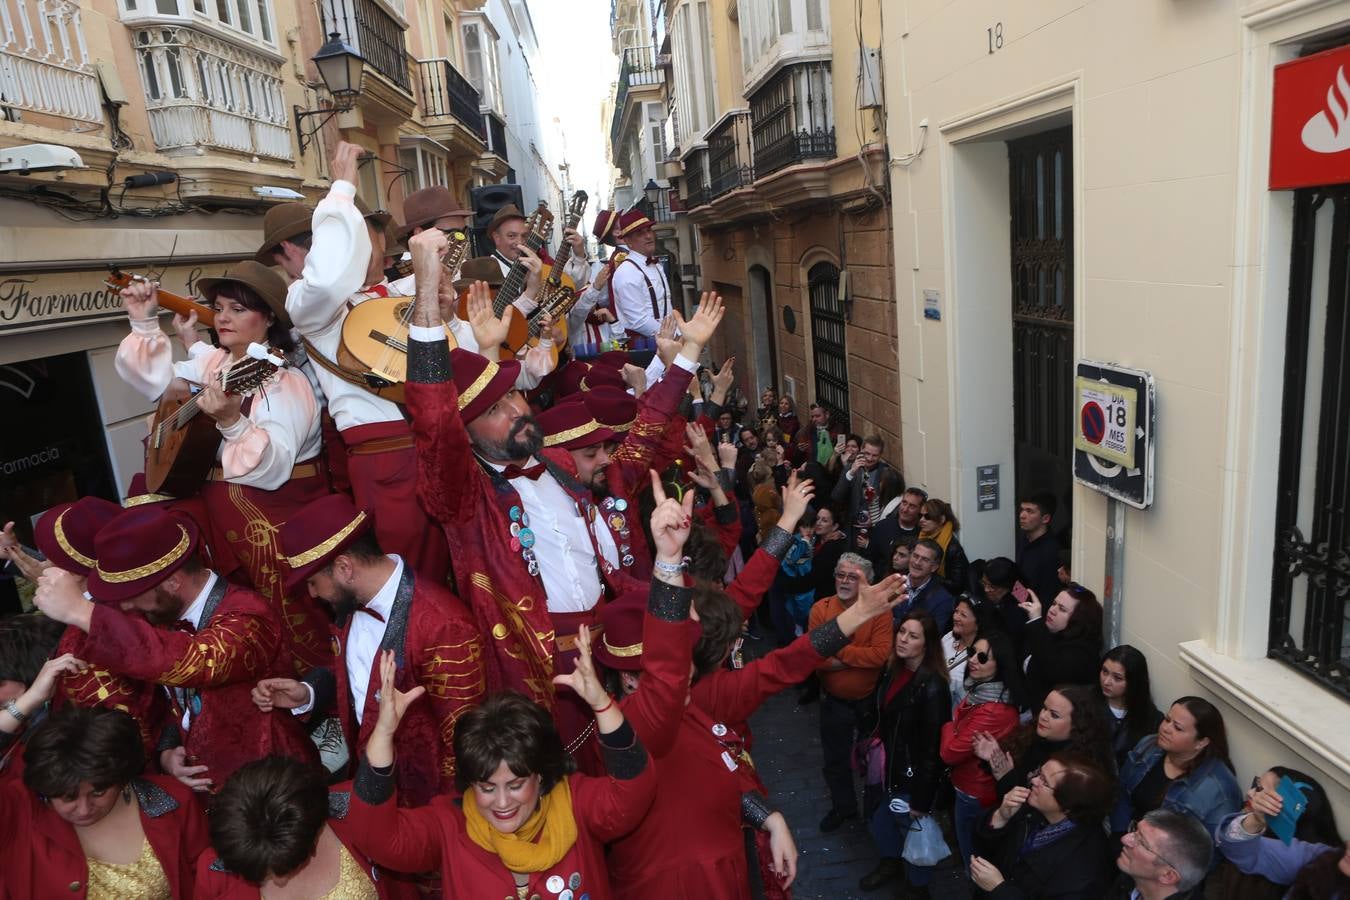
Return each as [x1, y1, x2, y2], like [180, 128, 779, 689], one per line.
[455, 203, 555, 361]
[144, 343, 287, 495]
[338, 229, 472, 392]
[505, 191, 588, 354]
[105, 269, 217, 327]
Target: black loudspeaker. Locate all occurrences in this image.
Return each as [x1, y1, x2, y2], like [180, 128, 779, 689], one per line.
[469, 183, 524, 257]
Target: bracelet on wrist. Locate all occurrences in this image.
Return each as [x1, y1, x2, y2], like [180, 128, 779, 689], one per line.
[652, 558, 685, 577]
[592, 696, 615, 716]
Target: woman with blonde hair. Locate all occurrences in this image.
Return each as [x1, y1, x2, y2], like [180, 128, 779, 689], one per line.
[919, 497, 969, 595]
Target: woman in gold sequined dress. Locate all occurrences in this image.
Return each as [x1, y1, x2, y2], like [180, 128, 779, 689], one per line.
[0, 701, 209, 898]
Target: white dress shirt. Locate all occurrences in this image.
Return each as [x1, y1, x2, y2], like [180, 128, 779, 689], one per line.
[174, 572, 219, 730]
[486, 460, 603, 613]
[610, 248, 671, 337]
[281, 180, 401, 433]
[347, 555, 402, 724]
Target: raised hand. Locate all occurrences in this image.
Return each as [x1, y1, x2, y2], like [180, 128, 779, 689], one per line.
[33, 568, 93, 631]
[716, 440, 739, 470]
[251, 677, 309, 712]
[674, 292, 725, 351]
[119, 279, 159, 320]
[779, 470, 815, 527]
[330, 140, 364, 186]
[552, 624, 608, 709]
[467, 281, 514, 349]
[649, 469, 696, 564]
[24, 653, 86, 709]
[621, 363, 647, 396]
[710, 356, 735, 397]
[849, 573, 907, 623]
[0, 521, 47, 581]
[1243, 781, 1284, 832]
[655, 313, 681, 367]
[172, 310, 200, 351]
[994, 786, 1031, 826]
[1018, 588, 1043, 622]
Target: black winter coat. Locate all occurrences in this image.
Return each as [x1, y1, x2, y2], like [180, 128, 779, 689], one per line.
[973, 806, 1114, 899]
[864, 664, 951, 813]
[1022, 619, 1102, 713]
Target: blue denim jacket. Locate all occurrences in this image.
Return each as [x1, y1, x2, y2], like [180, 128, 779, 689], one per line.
[1111, 735, 1243, 841]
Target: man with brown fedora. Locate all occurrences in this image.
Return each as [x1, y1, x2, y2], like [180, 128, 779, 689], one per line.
[397, 185, 473, 245]
[610, 206, 671, 341]
[478, 202, 590, 312]
[33, 506, 318, 790]
[251, 494, 484, 810]
[258, 140, 451, 584]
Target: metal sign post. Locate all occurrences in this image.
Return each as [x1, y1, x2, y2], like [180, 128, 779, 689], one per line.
[1073, 360, 1157, 647]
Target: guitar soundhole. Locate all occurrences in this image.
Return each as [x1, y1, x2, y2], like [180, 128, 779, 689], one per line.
[394, 300, 412, 319]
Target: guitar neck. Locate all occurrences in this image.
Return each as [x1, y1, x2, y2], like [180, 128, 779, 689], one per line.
[544, 217, 582, 285]
[495, 233, 547, 313]
[156, 289, 216, 327]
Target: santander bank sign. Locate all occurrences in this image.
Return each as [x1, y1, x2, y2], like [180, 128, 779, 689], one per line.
[1271, 45, 1350, 189]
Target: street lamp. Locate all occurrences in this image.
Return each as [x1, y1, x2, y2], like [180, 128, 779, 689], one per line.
[293, 32, 365, 156]
[644, 178, 661, 205]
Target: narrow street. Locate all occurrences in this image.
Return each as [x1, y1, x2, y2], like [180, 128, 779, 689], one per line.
[747, 660, 973, 900]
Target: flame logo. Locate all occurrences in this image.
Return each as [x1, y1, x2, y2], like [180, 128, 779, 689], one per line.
[1302, 66, 1350, 154]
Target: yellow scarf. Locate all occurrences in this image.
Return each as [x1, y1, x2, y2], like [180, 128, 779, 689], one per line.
[463, 779, 578, 873]
[920, 519, 955, 577]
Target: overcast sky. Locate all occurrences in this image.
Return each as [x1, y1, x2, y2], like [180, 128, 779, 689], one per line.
[528, 0, 618, 224]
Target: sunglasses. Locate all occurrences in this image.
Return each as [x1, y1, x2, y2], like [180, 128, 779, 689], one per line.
[972, 650, 991, 664]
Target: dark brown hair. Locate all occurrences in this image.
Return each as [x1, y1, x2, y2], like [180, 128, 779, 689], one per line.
[208, 756, 328, 884]
[1045, 751, 1116, 823]
[1059, 584, 1104, 645]
[210, 283, 294, 353]
[1170, 696, 1234, 773]
[691, 583, 743, 679]
[23, 707, 144, 799]
[891, 609, 946, 677]
[453, 691, 576, 794]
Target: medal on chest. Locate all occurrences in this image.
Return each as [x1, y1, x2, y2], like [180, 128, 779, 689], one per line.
[509, 506, 540, 575]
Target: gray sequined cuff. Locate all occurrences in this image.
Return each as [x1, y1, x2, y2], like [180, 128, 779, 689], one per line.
[353, 758, 395, 805]
[716, 467, 735, 494]
[742, 792, 774, 830]
[713, 494, 736, 522]
[810, 618, 849, 658]
[408, 338, 452, 384]
[648, 579, 691, 622]
[759, 526, 792, 560]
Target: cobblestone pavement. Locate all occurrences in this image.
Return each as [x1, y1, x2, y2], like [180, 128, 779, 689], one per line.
[747, 680, 974, 900]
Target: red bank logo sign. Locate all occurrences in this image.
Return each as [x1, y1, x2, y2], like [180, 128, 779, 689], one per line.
[1271, 45, 1350, 190]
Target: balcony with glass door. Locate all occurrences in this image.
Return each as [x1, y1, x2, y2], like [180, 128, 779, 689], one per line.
[0, 0, 102, 126]
[415, 56, 486, 158]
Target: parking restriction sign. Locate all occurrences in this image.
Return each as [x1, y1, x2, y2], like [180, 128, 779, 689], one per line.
[1073, 361, 1156, 509]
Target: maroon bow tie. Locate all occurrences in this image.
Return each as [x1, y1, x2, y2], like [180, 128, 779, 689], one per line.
[502, 462, 546, 481]
[647, 258, 661, 267]
[355, 606, 385, 623]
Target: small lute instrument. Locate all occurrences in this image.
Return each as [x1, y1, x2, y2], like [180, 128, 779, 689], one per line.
[506, 191, 589, 353]
[338, 229, 472, 393]
[145, 343, 286, 495]
[456, 203, 555, 360]
[105, 269, 217, 327]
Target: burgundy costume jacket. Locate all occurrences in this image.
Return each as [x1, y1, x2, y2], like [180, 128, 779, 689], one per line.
[83, 579, 318, 785]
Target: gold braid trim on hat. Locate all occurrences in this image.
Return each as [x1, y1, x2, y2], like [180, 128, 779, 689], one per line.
[543, 420, 602, 447]
[96, 526, 191, 583]
[53, 510, 97, 569]
[602, 637, 643, 658]
[123, 493, 173, 508]
[458, 360, 500, 412]
[284, 511, 368, 568]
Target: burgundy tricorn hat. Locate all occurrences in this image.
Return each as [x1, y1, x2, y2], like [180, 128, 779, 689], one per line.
[33, 497, 122, 577]
[87, 506, 201, 604]
[536, 399, 616, 451]
[279, 494, 374, 591]
[615, 208, 653, 238]
[123, 473, 174, 509]
[593, 593, 647, 672]
[451, 347, 521, 424]
[555, 360, 591, 398]
[580, 364, 627, 393]
[591, 209, 619, 246]
[584, 386, 637, 433]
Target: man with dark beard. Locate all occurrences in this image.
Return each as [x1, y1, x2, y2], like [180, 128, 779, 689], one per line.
[250, 494, 484, 812]
[400, 226, 694, 772]
[32, 506, 316, 790]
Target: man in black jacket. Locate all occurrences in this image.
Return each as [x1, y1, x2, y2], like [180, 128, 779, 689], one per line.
[831, 434, 900, 548]
[1015, 492, 1062, 607]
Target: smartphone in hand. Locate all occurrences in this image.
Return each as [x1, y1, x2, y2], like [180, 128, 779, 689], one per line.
[1011, 582, 1029, 603]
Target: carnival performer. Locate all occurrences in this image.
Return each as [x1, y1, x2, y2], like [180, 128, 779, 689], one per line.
[33, 506, 317, 790]
[114, 262, 333, 674]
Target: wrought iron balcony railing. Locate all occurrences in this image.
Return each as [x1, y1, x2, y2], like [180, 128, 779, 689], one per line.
[707, 112, 754, 198]
[326, 0, 410, 93]
[610, 45, 663, 145]
[417, 58, 484, 138]
[750, 61, 836, 178]
[485, 111, 508, 160]
[684, 147, 709, 209]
